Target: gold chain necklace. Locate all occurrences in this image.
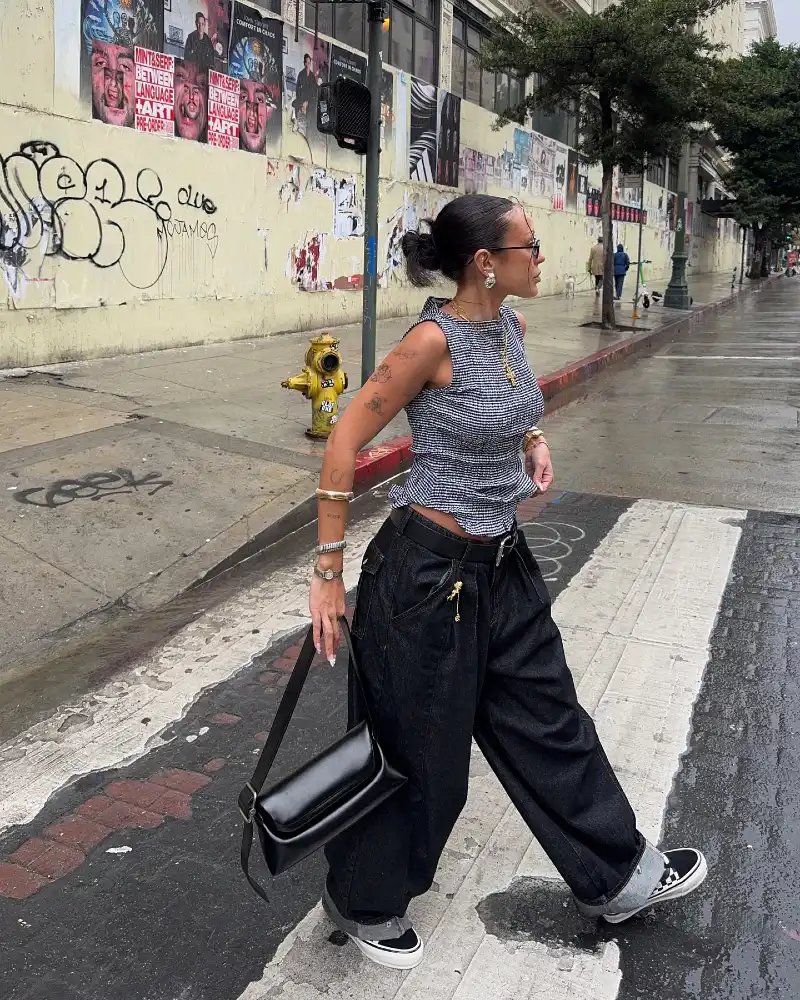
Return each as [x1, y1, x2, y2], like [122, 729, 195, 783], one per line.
[449, 299, 516, 386]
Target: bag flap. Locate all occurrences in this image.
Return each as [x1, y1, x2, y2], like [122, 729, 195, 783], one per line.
[257, 721, 377, 835]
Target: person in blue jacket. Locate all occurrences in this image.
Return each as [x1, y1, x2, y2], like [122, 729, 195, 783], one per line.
[614, 243, 631, 300]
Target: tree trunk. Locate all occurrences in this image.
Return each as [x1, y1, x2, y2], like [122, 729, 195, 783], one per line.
[600, 160, 615, 329]
[748, 231, 764, 279]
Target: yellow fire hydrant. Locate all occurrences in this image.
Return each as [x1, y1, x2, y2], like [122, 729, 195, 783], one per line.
[281, 333, 348, 439]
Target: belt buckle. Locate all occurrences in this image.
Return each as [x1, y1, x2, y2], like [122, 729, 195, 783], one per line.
[495, 531, 516, 567]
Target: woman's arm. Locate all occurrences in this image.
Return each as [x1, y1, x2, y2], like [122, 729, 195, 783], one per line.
[312, 320, 448, 659]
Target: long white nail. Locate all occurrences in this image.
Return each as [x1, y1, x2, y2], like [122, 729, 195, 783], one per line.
[328, 655, 336, 666]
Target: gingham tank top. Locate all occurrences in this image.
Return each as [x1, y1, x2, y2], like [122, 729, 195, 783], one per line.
[389, 297, 545, 536]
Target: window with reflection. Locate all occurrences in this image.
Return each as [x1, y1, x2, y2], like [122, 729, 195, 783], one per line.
[451, 1, 524, 113]
[305, 0, 438, 84]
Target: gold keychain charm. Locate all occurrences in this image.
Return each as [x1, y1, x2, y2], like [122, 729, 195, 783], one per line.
[447, 581, 463, 622]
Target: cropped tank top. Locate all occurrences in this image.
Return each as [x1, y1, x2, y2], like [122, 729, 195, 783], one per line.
[389, 297, 545, 536]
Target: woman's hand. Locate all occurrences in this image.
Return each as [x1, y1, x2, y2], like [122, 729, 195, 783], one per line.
[525, 440, 554, 492]
[310, 574, 346, 664]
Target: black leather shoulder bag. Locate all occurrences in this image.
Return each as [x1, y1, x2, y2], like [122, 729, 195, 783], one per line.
[239, 618, 406, 902]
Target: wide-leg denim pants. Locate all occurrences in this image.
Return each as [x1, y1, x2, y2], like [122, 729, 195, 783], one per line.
[325, 508, 664, 927]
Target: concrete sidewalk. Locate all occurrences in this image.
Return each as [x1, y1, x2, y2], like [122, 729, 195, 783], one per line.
[0, 271, 763, 677]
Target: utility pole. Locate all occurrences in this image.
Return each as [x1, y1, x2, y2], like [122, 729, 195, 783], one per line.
[360, 1, 385, 386]
[632, 157, 646, 320]
[739, 225, 746, 286]
[663, 142, 691, 309]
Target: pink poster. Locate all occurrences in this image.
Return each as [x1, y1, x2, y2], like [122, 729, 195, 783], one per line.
[135, 47, 175, 135]
[208, 69, 239, 149]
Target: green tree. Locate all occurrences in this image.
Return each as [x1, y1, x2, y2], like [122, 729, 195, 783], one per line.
[707, 39, 800, 277]
[482, 0, 731, 328]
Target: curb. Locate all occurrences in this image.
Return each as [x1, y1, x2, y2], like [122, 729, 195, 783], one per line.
[352, 276, 779, 489]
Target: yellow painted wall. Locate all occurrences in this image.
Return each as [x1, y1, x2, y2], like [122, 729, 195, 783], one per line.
[0, 0, 741, 367]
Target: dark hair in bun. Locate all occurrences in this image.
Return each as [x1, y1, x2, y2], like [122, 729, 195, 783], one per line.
[400, 194, 515, 287]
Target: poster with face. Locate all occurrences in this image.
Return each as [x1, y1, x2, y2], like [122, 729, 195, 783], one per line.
[81, 0, 164, 126]
[284, 29, 330, 146]
[531, 133, 555, 200]
[566, 149, 578, 212]
[409, 78, 438, 183]
[552, 143, 568, 211]
[436, 92, 460, 189]
[173, 58, 208, 141]
[229, 2, 282, 155]
[577, 159, 589, 214]
[164, 0, 230, 74]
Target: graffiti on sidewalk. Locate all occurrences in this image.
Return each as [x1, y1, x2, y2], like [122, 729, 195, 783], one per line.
[13, 468, 173, 508]
[520, 520, 586, 582]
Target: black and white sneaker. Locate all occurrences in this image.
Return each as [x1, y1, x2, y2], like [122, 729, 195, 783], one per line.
[603, 848, 708, 924]
[349, 927, 424, 970]
[322, 886, 424, 970]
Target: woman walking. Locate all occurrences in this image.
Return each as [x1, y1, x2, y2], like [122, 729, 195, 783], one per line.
[310, 195, 706, 970]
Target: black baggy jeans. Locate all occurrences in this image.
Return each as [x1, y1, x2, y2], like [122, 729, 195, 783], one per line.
[325, 508, 663, 925]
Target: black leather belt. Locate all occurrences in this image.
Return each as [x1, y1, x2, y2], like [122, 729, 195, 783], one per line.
[386, 507, 517, 565]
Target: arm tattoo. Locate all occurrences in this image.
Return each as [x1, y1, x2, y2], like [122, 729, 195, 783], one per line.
[369, 363, 392, 384]
[329, 468, 345, 485]
[364, 394, 384, 415]
[325, 511, 343, 521]
[394, 348, 420, 361]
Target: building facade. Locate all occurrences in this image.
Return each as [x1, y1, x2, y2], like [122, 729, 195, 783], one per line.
[744, 0, 777, 50]
[0, 0, 742, 366]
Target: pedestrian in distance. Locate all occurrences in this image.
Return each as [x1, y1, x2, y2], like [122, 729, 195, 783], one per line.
[614, 242, 631, 300]
[588, 235, 605, 294]
[309, 194, 708, 971]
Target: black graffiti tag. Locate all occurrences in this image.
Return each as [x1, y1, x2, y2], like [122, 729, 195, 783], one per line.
[13, 468, 173, 509]
[163, 218, 219, 258]
[177, 184, 217, 215]
[0, 143, 178, 290]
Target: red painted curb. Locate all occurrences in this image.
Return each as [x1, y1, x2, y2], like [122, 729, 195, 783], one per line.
[352, 281, 774, 490]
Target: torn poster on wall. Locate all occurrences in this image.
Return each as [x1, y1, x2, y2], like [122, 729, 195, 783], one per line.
[333, 177, 364, 238]
[228, 3, 283, 155]
[462, 149, 487, 195]
[409, 78, 438, 183]
[288, 232, 325, 289]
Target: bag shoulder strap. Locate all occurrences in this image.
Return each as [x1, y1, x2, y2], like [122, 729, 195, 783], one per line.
[239, 617, 361, 903]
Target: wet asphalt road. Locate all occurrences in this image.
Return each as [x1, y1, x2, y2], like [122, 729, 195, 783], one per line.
[1, 278, 800, 998]
[544, 278, 800, 514]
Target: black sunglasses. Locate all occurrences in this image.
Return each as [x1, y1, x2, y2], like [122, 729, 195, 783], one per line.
[488, 238, 541, 258]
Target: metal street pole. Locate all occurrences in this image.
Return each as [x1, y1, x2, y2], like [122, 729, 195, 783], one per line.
[739, 225, 746, 286]
[663, 143, 691, 310]
[632, 158, 646, 320]
[360, 1, 385, 387]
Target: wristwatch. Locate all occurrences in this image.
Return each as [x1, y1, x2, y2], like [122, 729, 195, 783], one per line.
[522, 427, 546, 452]
[314, 565, 344, 582]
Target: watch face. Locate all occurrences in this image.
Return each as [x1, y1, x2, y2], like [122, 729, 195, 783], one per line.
[323, 570, 334, 580]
